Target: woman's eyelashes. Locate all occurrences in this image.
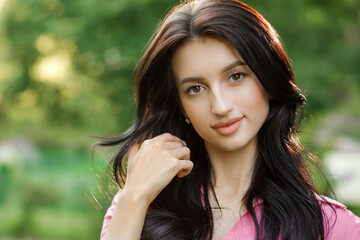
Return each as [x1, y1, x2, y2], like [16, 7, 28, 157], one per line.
[228, 72, 245, 83]
[184, 72, 246, 95]
[185, 85, 204, 95]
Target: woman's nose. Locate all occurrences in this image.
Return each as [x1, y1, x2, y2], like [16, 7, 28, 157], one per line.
[210, 88, 233, 116]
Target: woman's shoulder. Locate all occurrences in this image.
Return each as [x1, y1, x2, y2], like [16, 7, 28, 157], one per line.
[317, 195, 360, 239]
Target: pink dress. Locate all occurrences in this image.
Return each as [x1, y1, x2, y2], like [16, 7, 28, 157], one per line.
[100, 190, 360, 239]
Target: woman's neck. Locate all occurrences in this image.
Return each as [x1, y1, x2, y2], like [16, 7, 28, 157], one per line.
[205, 137, 257, 206]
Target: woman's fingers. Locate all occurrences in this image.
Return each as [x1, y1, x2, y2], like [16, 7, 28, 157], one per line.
[162, 141, 184, 150]
[176, 160, 194, 178]
[171, 146, 190, 160]
[124, 133, 193, 203]
[152, 133, 183, 144]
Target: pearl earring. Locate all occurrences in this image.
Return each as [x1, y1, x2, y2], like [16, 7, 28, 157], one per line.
[185, 118, 190, 124]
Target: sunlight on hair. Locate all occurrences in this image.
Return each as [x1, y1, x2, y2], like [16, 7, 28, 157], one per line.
[83, 146, 119, 211]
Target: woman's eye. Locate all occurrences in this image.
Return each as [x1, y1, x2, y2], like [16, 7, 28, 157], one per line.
[229, 72, 245, 83]
[186, 85, 204, 95]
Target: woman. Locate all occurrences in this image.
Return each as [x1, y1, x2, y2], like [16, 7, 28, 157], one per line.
[98, 0, 360, 239]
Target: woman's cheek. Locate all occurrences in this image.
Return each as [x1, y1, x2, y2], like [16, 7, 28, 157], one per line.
[182, 98, 209, 130]
[186, 101, 205, 122]
[249, 87, 270, 119]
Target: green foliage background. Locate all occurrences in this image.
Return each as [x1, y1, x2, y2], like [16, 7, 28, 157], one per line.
[0, 0, 359, 239]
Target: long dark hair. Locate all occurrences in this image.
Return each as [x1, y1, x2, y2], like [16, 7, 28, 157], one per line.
[98, 0, 332, 239]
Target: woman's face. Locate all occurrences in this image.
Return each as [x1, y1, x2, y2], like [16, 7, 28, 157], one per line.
[172, 37, 270, 153]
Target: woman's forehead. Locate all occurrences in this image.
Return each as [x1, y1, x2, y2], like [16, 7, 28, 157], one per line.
[171, 37, 245, 82]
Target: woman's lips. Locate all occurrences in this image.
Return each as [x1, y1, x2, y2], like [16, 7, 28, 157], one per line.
[211, 117, 244, 135]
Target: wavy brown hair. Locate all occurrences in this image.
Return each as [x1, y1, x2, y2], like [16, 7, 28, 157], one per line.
[98, 0, 333, 239]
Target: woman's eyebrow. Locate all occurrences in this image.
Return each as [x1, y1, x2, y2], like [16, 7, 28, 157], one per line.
[221, 60, 246, 73]
[179, 60, 247, 86]
[179, 77, 204, 86]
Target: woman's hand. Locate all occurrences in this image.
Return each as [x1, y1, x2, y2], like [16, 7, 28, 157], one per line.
[123, 133, 193, 205]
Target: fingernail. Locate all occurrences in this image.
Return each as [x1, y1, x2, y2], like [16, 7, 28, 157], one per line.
[182, 140, 187, 146]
